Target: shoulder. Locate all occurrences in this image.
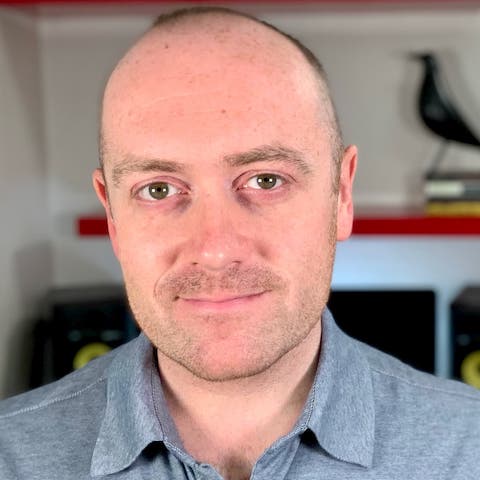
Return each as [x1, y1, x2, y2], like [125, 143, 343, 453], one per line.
[334, 334, 480, 476]
[0, 342, 125, 421]
[357, 339, 480, 402]
[0, 344, 126, 478]
[0, 340, 139, 479]
[355, 340, 480, 429]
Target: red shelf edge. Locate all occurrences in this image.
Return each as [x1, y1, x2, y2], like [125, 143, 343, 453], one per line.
[352, 216, 480, 236]
[76, 214, 480, 237]
[77, 216, 109, 236]
[4, 0, 476, 4]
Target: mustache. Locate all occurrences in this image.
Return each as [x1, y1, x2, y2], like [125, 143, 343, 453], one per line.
[157, 265, 287, 298]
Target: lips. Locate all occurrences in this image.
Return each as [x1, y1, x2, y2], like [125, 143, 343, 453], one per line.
[177, 291, 266, 310]
[181, 292, 260, 302]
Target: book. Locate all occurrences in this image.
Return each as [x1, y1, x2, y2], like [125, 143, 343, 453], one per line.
[425, 200, 480, 216]
[424, 171, 480, 202]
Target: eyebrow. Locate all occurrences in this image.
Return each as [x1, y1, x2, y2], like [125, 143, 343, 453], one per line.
[110, 144, 312, 187]
[111, 157, 187, 187]
[224, 144, 313, 175]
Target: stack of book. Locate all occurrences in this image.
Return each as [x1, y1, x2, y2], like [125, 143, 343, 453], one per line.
[424, 171, 480, 216]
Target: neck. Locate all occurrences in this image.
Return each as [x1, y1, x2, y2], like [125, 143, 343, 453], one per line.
[156, 320, 321, 479]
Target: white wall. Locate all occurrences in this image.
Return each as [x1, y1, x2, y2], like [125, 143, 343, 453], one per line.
[2, 3, 480, 397]
[0, 8, 51, 397]
[38, 15, 147, 286]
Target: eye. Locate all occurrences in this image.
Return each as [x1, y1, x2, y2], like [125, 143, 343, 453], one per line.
[244, 173, 284, 190]
[137, 182, 181, 201]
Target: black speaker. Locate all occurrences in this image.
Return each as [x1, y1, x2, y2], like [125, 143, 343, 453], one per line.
[451, 287, 480, 388]
[31, 285, 138, 388]
[328, 289, 436, 373]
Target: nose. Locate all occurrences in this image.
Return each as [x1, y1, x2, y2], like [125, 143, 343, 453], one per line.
[183, 196, 252, 271]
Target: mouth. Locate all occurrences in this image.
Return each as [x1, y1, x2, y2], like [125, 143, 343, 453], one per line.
[176, 291, 267, 311]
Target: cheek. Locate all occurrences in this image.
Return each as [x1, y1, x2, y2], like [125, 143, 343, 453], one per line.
[277, 194, 336, 246]
[113, 209, 178, 279]
[269, 202, 337, 280]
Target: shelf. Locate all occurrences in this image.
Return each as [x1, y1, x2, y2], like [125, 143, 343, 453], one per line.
[76, 212, 480, 237]
[3, 0, 479, 4]
[78, 216, 109, 236]
[352, 212, 480, 236]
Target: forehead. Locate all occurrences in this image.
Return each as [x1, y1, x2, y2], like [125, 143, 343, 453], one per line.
[101, 15, 329, 167]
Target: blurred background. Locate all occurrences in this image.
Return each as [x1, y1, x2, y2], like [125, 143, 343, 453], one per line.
[2, 0, 480, 399]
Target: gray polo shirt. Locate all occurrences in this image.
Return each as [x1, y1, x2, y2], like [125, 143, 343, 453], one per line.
[1, 309, 480, 479]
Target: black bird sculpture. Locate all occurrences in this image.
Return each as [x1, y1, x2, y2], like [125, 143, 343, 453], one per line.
[413, 53, 480, 172]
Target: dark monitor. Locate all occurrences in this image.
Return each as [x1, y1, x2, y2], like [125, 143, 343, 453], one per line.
[327, 289, 435, 374]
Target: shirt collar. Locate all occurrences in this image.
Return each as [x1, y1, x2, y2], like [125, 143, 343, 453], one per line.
[91, 333, 180, 477]
[302, 308, 375, 468]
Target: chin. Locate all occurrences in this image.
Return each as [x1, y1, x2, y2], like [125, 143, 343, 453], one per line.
[178, 352, 281, 383]
[167, 332, 298, 382]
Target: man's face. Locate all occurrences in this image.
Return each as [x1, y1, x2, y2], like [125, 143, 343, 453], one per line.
[95, 19, 356, 381]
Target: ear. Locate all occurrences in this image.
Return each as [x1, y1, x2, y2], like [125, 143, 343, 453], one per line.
[92, 168, 120, 258]
[336, 145, 357, 241]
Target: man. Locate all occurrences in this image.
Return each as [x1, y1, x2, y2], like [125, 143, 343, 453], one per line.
[1, 6, 479, 480]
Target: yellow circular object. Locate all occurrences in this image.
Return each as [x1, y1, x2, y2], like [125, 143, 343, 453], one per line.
[73, 342, 112, 370]
[460, 350, 480, 388]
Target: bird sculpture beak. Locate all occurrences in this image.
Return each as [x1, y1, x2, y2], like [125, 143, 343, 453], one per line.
[410, 52, 433, 62]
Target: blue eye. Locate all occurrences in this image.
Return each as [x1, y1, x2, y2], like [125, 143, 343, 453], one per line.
[138, 182, 181, 200]
[245, 174, 284, 190]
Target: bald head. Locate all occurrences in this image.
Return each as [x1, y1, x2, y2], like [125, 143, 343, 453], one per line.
[100, 7, 344, 189]
[100, 7, 344, 169]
